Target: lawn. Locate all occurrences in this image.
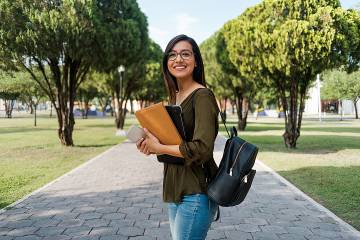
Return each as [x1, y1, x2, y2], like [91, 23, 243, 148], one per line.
[221, 116, 360, 230]
[0, 113, 137, 209]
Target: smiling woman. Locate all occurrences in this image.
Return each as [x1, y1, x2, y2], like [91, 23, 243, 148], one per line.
[135, 35, 220, 240]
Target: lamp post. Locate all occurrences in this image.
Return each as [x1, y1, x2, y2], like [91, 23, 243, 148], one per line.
[118, 65, 125, 101]
[317, 74, 322, 122]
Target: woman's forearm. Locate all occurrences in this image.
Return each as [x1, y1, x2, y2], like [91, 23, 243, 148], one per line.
[158, 144, 184, 158]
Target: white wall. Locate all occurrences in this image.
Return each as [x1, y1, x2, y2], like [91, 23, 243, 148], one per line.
[304, 85, 320, 114]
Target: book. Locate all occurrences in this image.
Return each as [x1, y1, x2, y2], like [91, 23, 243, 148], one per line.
[165, 105, 186, 140]
[135, 102, 182, 145]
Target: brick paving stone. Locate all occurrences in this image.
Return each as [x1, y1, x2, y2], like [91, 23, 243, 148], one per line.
[0, 227, 12, 236]
[102, 213, 126, 220]
[225, 230, 253, 240]
[0, 137, 359, 240]
[58, 218, 84, 227]
[134, 220, 160, 229]
[251, 232, 281, 240]
[7, 227, 39, 237]
[278, 233, 307, 239]
[3, 219, 34, 228]
[234, 223, 261, 233]
[89, 227, 118, 236]
[77, 212, 103, 220]
[144, 228, 171, 239]
[84, 219, 110, 228]
[128, 237, 156, 240]
[13, 236, 42, 240]
[62, 226, 91, 236]
[32, 218, 60, 227]
[109, 219, 135, 228]
[42, 235, 72, 240]
[206, 229, 226, 240]
[116, 226, 144, 237]
[36, 226, 66, 236]
[100, 235, 127, 240]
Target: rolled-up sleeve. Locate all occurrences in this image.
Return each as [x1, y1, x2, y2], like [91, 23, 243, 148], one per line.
[179, 91, 219, 166]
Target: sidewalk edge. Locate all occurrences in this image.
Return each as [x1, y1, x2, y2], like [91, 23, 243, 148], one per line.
[0, 143, 121, 215]
[257, 160, 360, 237]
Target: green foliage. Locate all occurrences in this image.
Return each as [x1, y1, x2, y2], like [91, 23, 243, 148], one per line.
[200, 32, 232, 100]
[221, 0, 360, 147]
[134, 40, 165, 103]
[0, 0, 149, 145]
[322, 69, 360, 101]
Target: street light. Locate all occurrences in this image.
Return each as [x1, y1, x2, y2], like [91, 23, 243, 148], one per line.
[118, 65, 125, 101]
[317, 74, 322, 122]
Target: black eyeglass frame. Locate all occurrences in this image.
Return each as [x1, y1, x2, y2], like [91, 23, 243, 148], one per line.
[167, 50, 194, 61]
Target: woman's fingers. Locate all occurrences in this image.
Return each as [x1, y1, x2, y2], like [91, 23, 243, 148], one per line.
[136, 138, 144, 149]
[143, 128, 159, 143]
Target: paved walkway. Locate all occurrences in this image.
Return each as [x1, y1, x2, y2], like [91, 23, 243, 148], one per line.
[0, 136, 359, 240]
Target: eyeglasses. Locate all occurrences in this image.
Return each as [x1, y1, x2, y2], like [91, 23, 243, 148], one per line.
[167, 50, 194, 61]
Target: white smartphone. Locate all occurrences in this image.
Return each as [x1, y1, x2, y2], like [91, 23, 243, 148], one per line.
[126, 125, 146, 142]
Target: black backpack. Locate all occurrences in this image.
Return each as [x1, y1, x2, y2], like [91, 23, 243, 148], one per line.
[207, 125, 258, 207]
[191, 89, 259, 208]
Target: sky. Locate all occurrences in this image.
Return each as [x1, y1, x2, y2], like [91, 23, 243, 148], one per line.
[137, 0, 359, 50]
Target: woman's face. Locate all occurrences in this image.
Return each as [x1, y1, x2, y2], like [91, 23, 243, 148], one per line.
[167, 40, 197, 80]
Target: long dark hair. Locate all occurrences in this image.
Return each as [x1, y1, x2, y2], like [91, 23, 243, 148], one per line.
[162, 34, 206, 104]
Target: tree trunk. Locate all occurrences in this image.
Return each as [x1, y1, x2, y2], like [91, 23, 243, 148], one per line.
[130, 98, 134, 114]
[49, 103, 53, 118]
[29, 100, 34, 114]
[354, 99, 359, 119]
[4, 99, 15, 118]
[84, 101, 89, 119]
[54, 60, 79, 146]
[282, 79, 299, 148]
[56, 99, 75, 146]
[114, 89, 127, 129]
[34, 103, 37, 127]
[111, 92, 115, 117]
[234, 88, 248, 131]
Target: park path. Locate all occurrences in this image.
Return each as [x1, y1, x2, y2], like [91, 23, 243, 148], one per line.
[0, 136, 359, 240]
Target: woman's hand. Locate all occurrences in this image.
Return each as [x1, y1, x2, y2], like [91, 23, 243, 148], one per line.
[136, 128, 162, 155]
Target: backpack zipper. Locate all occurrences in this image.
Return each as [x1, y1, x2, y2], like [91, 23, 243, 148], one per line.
[229, 142, 247, 176]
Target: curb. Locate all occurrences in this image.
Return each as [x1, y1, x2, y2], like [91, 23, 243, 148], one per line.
[0, 143, 121, 215]
[256, 160, 360, 237]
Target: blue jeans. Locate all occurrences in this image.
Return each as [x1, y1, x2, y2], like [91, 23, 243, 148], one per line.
[168, 194, 218, 240]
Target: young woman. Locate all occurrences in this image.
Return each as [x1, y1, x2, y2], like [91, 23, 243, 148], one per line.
[136, 34, 219, 240]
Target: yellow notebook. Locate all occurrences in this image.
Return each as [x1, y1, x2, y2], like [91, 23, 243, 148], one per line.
[135, 102, 182, 145]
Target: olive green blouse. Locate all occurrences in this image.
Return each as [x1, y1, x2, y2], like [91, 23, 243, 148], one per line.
[162, 88, 219, 203]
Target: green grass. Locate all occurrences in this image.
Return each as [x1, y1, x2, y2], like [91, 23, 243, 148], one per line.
[0, 114, 137, 209]
[221, 116, 360, 230]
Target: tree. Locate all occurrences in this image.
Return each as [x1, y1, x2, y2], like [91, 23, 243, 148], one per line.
[134, 40, 166, 108]
[322, 69, 360, 119]
[0, 70, 46, 122]
[222, 0, 360, 148]
[200, 32, 233, 122]
[0, 0, 148, 145]
[77, 83, 99, 119]
[215, 30, 256, 130]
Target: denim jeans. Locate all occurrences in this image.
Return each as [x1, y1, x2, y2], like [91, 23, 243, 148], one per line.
[168, 194, 218, 240]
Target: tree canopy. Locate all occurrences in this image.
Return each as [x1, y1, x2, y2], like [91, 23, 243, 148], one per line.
[220, 0, 360, 148]
[0, 0, 148, 145]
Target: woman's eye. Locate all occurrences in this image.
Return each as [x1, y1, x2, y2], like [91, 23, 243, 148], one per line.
[182, 52, 191, 58]
[168, 53, 177, 59]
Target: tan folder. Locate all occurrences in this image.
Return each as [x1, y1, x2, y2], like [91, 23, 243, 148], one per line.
[135, 102, 182, 145]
